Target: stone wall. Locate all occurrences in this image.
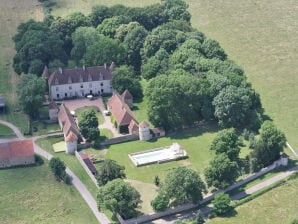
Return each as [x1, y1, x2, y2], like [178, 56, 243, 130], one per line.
[100, 134, 138, 146]
[75, 151, 99, 188]
[117, 158, 285, 224]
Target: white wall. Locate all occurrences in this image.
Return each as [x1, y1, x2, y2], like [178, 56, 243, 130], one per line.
[65, 141, 77, 154]
[50, 80, 112, 100]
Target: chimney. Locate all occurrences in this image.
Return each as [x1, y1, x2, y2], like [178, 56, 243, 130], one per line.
[83, 65, 85, 71]
[59, 67, 62, 74]
[104, 63, 107, 69]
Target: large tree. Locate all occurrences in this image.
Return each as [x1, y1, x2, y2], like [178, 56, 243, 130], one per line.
[111, 65, 143, 99]
[17, 74, 46, 118]
[97, 179, 141, 219]
[204, 153, 240, 189]
[78, 109, 99, 142]
[210, 128, 242, 161]
[213, 85, 262, 130]
[96, 159, 126, 186]
[251, 121, 286, 167]
[146, 73, 207, 129]
[83, 35, 125, 66]
[155, 167, 206, 206]
[49, 157, 69, 183]
[13, 20, 67, 75]
[212, 192, 232, 215]
[70, 27, 99, 65]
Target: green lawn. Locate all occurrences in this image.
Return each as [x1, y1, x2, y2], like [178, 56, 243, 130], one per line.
[0, 163, 97, 224]
[32, 121, 60, 136]
[35, 137, 98, 198]
[0, 123, 13, 135]
[209, 174, 298, 224]
[99, 128, 113, 141]
[75, 106, 104, 125]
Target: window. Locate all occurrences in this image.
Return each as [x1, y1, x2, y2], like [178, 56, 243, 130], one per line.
[101, 89, 104, 93]
[80, 85, 83, 88]
[69, 86, 72, 90]
[100, 83, 103, 86]
[57, 94, 59, 98]
[65, 93, 67, 97]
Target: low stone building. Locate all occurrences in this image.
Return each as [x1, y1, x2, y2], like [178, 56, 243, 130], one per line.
[107, 91, 138, 133]
[58, 103, 81, 154]
[0, 139, 35, 168]
[49, 101, 59, 121]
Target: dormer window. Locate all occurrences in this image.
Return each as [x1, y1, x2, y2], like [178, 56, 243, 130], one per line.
[68, 76, 72, 84]
[88, 74, 92, 81]
[79, 75, 83, 82]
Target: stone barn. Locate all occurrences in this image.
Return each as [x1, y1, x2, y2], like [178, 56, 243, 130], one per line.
[0, 139, 35, 168]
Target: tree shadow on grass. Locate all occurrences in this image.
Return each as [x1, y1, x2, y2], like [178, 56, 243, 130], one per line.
[168, 122, 219, 141]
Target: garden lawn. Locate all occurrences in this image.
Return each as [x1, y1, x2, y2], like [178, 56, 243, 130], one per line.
[75, 106, 104, 125]
[32, 121, 60, 136]
[0, 123, 13, 135]
[209, 174, 298, 224]
[0, 163, 97, 224]
[99, 128, 113, 141]
[35, 137, 98, 198]
[87, 124, 223, 184]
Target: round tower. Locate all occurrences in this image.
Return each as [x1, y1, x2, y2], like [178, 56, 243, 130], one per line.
[139, 121, 151, 141]
[65, 131, 78, 154]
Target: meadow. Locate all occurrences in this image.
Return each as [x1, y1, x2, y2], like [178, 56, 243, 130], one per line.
[0, 162, 97, 224]
[209, 174, 298, 224]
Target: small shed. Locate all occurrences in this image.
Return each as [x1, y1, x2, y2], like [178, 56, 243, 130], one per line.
[0, 96, 5, 113]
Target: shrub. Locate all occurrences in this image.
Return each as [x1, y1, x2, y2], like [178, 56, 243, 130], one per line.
[151, 194, 169, 212]
[212, 193, 232, 215]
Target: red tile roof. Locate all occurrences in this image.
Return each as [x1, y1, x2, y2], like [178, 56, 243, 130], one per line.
[48, 64, 113, 86]
[58, 104, 80, 141]
[139, 121, 150, 128]
[121, 89, 133, 100]
[0, 139, 34, 159]
[107, 91, 137, 126]
[128, 119, 139, 134]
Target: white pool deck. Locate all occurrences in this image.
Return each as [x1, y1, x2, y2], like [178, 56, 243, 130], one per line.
[129, 143, 187, 166]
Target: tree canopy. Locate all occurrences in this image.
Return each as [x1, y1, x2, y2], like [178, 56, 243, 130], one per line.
[204, 153, 240, 189]
[155, 167, 206, 206]
[212, 192, 232, 215]
[78, 109, 99, 142]
[96, 159, 126, 186]
[17, 74, 46, 118]
[97, 179, 141, 219]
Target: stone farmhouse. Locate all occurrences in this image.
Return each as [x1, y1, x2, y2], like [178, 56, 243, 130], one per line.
[58, 103, 81, 154]
[107, 90, 165, 139]
[44, 63, 115, 100]
[107, 91, 138, 133]
[0, 139, 35, 168]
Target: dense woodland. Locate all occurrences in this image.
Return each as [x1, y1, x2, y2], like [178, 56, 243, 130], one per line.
[13, 0, 264, 132]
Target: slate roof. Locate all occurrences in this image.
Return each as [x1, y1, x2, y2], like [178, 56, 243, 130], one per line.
[107, 91, 137, 126]
[0, 139, 34, 159]
[48, 64, 114, 86]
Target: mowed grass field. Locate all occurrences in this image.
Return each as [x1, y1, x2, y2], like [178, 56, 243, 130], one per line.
[0, 163, 97, 224]
[0, 0, 43, 133]
[208, 175, 298, 224]
[50, 0, 298, 151]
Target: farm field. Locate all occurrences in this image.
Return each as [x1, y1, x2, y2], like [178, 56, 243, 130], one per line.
[49, 0, 298, 151]
[0, 163, 97, 224]
[208, 174, 298, 224]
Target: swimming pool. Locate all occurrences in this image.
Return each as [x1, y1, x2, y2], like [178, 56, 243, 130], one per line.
[129, 143, 187, 166]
